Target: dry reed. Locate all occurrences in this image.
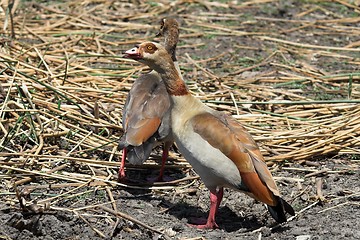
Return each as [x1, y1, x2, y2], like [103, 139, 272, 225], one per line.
[0, 0, 359, 237]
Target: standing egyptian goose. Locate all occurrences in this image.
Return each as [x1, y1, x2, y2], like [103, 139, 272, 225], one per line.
[124, 42, 295, 229]
[118, 19, 181, 182]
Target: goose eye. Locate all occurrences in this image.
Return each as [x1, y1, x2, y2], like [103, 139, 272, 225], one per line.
[160, 19, 165, 28]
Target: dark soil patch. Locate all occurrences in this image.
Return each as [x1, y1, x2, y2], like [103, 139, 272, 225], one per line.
[1, 159, 359, 239]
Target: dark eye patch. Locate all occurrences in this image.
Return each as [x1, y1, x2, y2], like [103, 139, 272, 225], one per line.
[143, 43, 157, 54]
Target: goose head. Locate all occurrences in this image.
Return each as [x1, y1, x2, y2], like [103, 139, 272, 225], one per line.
[124, 42, 172, 74]
[156, 18, 179, 37]
[156, 18, 179, 61]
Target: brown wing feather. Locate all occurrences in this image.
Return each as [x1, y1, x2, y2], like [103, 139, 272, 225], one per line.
[225, 114, 280, 197]
[126, 118, 161, 146]
[123, 73, 170, 146]
[191, 112, 280, 206]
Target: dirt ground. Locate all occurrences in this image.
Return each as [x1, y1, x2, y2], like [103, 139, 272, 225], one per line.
[1, 159, 359, 240]
[1, 1, 360, 240]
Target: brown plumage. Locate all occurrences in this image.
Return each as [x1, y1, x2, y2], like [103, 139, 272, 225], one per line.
[118, 18, 181, 181]
[124, 42, 295, 228]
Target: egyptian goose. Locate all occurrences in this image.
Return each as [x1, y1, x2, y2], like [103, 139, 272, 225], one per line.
[124, 42, 295, 229]
[118, 19, 182, 182]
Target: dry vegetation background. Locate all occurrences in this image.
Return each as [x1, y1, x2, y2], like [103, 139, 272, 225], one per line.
[0, 0, 359, 239]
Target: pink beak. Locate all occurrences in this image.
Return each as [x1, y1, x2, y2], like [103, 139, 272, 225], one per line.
[124, 46, 142, 60]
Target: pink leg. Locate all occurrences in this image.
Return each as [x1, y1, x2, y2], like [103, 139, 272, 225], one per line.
[215, 187, 224, 213]
[118, 148, 127, 181]
[192, 187, 224, 229]
[156, 142, 171, 182]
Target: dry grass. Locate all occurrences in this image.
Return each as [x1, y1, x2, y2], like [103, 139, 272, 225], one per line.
[0, 0, 359, 237]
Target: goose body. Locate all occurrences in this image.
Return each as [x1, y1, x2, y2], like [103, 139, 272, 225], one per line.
[171, 96, 246, 191]
[118, 19, 181, 181]
[124, 42, 295, 228]
[119, 71, 171, 164]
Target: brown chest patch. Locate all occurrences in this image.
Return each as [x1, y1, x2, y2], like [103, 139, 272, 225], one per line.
[166, 78, 189, 96]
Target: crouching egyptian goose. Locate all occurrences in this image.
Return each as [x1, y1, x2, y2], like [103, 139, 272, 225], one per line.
[118, 18, 182, 182]
[124, 42, 295, 228]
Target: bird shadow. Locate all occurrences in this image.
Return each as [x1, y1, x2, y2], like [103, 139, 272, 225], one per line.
[163, 201, 263, 232]
[117, 187, 291, 234]
[165, 202, 292, 233]
[121, 164, 186, 185]
[119, 153, 186, 182]
[116, 164, 290, 234]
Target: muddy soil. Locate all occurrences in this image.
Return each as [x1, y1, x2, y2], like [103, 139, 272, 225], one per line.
[1, 1, 359, 239]
[1, 159, 359, 239]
